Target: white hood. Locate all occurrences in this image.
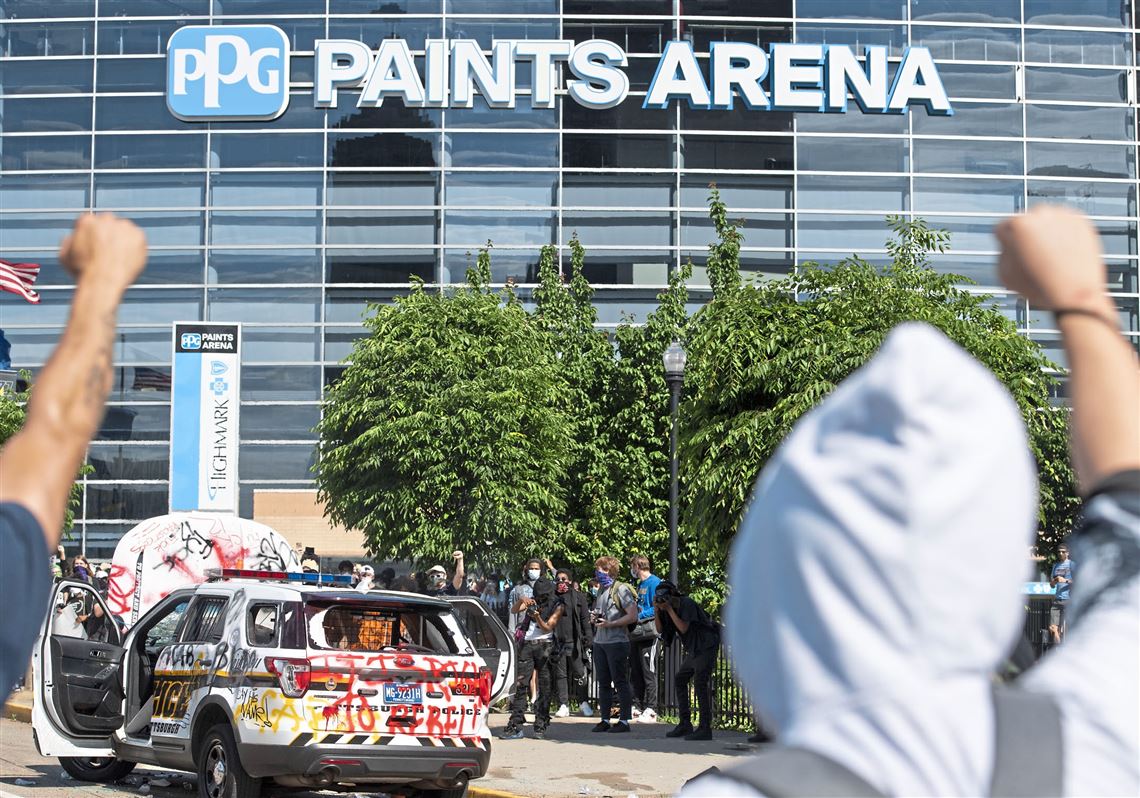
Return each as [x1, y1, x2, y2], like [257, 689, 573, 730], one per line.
[726, 323, 1038, 793]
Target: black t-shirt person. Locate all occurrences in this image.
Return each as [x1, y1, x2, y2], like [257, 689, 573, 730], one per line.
[658, 595, 719, 654]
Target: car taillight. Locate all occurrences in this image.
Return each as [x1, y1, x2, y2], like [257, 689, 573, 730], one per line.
[478, 667, 492, 705]
[265, 657, 311, 697]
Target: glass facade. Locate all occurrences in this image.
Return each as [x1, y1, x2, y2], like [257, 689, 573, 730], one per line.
[1, 0, 1137, 557]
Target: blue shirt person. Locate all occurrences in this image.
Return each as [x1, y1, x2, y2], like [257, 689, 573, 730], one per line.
[1049, 543, 1074, 644]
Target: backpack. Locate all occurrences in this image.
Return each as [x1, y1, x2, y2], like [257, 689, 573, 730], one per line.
[690, 687, 1061, 797]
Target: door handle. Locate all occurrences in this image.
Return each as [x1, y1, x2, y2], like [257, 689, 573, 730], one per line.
[90, 650, 106, 658]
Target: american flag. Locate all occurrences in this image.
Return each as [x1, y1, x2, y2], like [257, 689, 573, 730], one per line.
[0, 260, 41, 304]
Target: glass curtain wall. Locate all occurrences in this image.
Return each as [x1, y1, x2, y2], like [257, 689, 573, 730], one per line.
[0, 0, 1136, 556]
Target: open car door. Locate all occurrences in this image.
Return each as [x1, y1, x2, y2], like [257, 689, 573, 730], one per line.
[33, 579, 124, 757]
[446, 596, 515, 702]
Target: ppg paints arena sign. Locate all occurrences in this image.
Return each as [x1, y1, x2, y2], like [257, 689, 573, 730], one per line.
[166, 25, 952, 121]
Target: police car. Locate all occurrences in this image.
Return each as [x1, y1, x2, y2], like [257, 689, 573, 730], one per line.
[32, 570, 515, 798]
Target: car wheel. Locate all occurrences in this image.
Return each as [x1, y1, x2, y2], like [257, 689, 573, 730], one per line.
[196, 723, 261, 798]
[419, 775, 470, 798]
[59, 756, 136, 783]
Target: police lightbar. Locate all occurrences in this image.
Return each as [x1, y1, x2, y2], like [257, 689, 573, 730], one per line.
[213, 568, 353, 585]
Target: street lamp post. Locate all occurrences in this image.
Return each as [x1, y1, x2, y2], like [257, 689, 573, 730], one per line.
[663, 339, 686, 585]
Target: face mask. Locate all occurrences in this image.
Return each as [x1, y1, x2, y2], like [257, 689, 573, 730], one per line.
[429, 573, 445, 586]
[555, 581, 570, 595]
[589, 586, 599, 597]
[526, 569, 541, 581]
[631, 567, 639, 579]
[74, 567, 88, 580]
[594, 569, 614, 588]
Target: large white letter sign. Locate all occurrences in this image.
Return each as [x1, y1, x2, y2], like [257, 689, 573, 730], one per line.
[515, 40, 573, 108]
[709, 42, 770, 109]
[451, 39, 516, 108]
[359, 39, 425, 106]
[314, 39, 373, 106]
[645, 40, 711, 109]
[825, 45, 888, 112]
[888, 46, 953, 114]
[568, 39, 629, 109]
[770, 43, 825, 111]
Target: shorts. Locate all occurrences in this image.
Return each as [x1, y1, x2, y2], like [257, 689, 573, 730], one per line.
[1050, 602, 1067, 628]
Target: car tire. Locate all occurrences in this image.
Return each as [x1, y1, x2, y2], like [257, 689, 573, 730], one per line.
[196, 723, 261, 798]
[59, 756, 136, 783]
[420, 776, 470, 798]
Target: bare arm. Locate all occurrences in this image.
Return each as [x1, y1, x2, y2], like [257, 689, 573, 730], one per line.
[531, 604, 563, 632]
[451, 551, 465, 591]
[0, 214, 147, 548]
[995, 205, 1140, 491]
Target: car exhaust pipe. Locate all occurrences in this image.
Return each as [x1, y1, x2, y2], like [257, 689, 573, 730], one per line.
[317, 765, 340, 784]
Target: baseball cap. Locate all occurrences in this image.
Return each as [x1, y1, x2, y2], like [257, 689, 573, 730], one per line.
[427, 564, 447, 575]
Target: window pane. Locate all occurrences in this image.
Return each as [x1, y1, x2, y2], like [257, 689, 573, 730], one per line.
[913, 178, 1025, 214]
[86, 484, 168, 521]
[211, 134, 324, 169]
[679, 174, 793, 210]
[447, 134, 558, 169]
[97, 405, 171, 443]
[798, 214, 892, 250]
[210, 173, 323, 208]
[798, 1, 906, 19]
[327, 250, 437, 284]
[913, 25, 1020, 61]
[241, 405, 320, 441]
[88, 444, 168, 481]
[914, 138, 1024, 175]
[569, 252, 671, 286]
[1028, 180, 1136, 217]
[0, 58, 92, 94]
[94, 134, 205, 169]
[563, 212, 673, 247]
[209, 249, 322, 284]
[911, 0, 1020, 23]
[327, 173, 439, 207]
[97, 19, 183, 55]
[0, 174, 88, 210]
[1025, 104, 1135, 141]
[327, 210, 438, 246]
[96, 95, 191, 132]
[938, 64, 1017, 100]
[208, 289, 321, 324]
[1027, 142, 1135, 179]
[242, 366, 322, 402]
[1023, 1, 1129, 27]
[681, 213, 793, 250]
[797, 175, 909, 211]
[797, 24, 908, 56]
[328, 18, 443, 50]
[210, 211, 323, 247]
[117, 288, 203, 324]
[1, 136, 91, 171]
[563, 174, 673, 208]
[1025, 28, 1132, 67]
[96, 57, 165, 92]
[1, 22, 93, 56]
[564, 96, 674, 131]
[682, 136, 793, 171]
[446, 173, 557, 207]
[330, 92, 440, 130]
[913, 102, 1023, 138]
[442, 250, 538, 283]
[799, 137, 907, 173]
[329, 132, 439, 168]
[1025, 66, 1128, 103]
[95, 173, 204, 209]
[445, 212, 555, 247]
[1, 97, 91, 133]
[563, 134, 673, 169]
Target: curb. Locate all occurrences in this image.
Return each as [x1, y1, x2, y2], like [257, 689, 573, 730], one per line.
[0, 702, 531, 798]
[470, 789, 528, 798]
[4, 701, 31, 724]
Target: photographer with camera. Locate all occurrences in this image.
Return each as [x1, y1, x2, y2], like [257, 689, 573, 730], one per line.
[655, 580, 720, 741]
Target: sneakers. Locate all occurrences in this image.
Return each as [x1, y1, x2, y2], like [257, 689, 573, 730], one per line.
[609, 721, 631, 733]
[555, 704, 570, 718]
[591, 721, 612, 733]
[636, 708, 658, 724]
[684, 727, 713, 741]
[747, 730, 773, 744]
[631, 706, 642, 718]
[534, 726, 547, 740]
[499, 726, 524, 740]
[665, 723, 694, 738]
[580, 702, 594, 717]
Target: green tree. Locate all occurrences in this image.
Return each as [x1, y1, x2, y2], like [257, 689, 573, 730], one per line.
[315, 249, 573, 570]
[681, 190, 1078, 586]
[0, 378, 87, 539]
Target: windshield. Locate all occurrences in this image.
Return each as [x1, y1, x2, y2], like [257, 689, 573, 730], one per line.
[304, 601, 470, 656]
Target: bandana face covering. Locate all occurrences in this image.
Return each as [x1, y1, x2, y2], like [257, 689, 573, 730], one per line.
[555, 582, 570, 595]
[594, 569, 614, 588]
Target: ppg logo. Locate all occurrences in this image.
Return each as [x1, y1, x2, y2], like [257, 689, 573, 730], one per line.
[181, 333, 202, 350]
[167, 25, 290, 121]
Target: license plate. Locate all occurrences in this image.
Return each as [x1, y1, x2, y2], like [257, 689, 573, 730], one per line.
[383, 684, 423, 705]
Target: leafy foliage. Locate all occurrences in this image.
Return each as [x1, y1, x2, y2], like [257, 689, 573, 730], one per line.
[315, 249, 572, 570]
[681, 190, 1078, 584]
[0, 377, 87, 539]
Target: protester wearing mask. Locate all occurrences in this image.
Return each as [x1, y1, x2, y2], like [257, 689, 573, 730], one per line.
[424, 550, 466, 596]
[509, 558, 545, 635]
[502, 578, 563, 739]
[628, 554, 661, 723]
[552, 568, 594, 718]
[590, 556, 639, 733]
[70, 555, 91, 583]
[655, 580, 720, 740]
[355, 564, 375, 593]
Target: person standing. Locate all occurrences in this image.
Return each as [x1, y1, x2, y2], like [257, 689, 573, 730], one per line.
[425, 550, 466, 596]
[552, 568, 594, 718]
[590, 556, 639, 734]
[502, 578, 563, 739]
[1049, 543, 1075, 645]
[655, 580, 720, 740]
[628, 554, 661, 722]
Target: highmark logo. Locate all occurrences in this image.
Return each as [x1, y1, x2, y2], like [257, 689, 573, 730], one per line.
[166, 25, 290, 120]
[164, 26, 952, 120]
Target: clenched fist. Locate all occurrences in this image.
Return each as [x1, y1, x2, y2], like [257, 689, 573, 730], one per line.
[994, 206, 1108, 316]
[59, 213, 148, 293]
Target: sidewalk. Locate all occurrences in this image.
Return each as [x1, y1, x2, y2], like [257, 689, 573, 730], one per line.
[3, 692, 757, 798]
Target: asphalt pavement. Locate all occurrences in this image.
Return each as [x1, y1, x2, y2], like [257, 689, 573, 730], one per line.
[0, 712, 759, 798]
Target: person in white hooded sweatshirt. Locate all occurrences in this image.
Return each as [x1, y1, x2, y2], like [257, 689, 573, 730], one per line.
[681, 205, 1139, 797]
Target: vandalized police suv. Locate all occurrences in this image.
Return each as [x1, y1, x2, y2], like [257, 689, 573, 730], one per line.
[32, 570, 515, 798]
